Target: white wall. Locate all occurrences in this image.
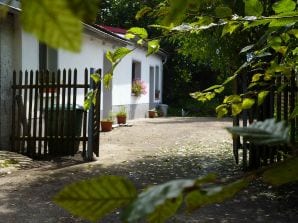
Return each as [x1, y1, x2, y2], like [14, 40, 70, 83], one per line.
[112, 46, 163, 106]
[21, 31, 39, 71]
[58, 33, 106, 106]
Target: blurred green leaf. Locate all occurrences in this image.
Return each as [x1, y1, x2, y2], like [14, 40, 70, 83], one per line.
[269, 15, 298, 27]
[292, 47, 298, 55]
[242, 98, 255, 109]
[216, 104, 228, 118]
[125, 33, 136, 39]
[186, 179, 250, 211]
[272, 0, 296, 14]
[54, 176, 137, 222]
[240, 44, 255, 54]
[21, 0, 82, 52]
[226, 118, 290, 145]
[83, 91, 94, 110]
[147, 40, 160, 56]
[222, 22, 240, 36]
[91, 73, 101, 84]
[290, 106, 298, 119]
[203, 85, 223, 92]
[66, 0, 98, 23]
[288, 29, 298, 38]
[113, 47, 133, 62]
[252, 73, 263, 82]
[243, 19, 270, 30]
[263, 157, 298, 186]
[215, 6, 233, 18]
[147, 196, 183, 223]
[127, 27, 148, 39]
[103, 73, 113, 89]
[214, 86, 225, 94]
[106, 51, 114, 63]
[162, 0, 189, 25]
[136, 6, 152, 20]
[232, 103, 242, 116]
[244, 0, 264, 16]
[122, 179, 195, 222]
[224, 95, 242, 104]
[258, 91, 269, 105]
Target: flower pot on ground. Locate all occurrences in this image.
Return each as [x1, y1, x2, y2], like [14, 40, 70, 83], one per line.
[116, 106, 127, 124]
[148, 109, 158, 118]
[100, 120, 113, 132]
[117, 116, 126, 124]
[100, 112, 113, 132]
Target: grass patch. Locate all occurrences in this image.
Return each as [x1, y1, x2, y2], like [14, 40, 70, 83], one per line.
[0, 158, 19, 168]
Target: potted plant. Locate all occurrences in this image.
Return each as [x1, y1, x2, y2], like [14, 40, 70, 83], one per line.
[148, 108, 158, 118]
[132, 79, 147, 97]
[100, 112, 113, 132]
[116, 106, 127, 124]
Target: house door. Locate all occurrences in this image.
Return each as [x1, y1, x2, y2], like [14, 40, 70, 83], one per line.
[149, 66, 155, 109]
[102, 52, 113, 118]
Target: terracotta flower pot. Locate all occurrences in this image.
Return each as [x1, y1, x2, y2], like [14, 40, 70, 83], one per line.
[117, 116, 126, 124]
[148, 110, 157, 118]
[100, 121, 113, 132]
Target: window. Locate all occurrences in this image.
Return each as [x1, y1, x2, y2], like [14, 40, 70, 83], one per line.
[39, 43, 57, 72]
[132, 60, 141, 82]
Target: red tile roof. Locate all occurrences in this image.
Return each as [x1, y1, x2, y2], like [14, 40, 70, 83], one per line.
[95, 25, 127, 35]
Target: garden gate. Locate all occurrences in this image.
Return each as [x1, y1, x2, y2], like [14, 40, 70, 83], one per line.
[11, 68, 101, 160]
[233, 72, 297, 170]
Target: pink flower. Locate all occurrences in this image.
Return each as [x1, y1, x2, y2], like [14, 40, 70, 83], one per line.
[132, 79, 147, 96]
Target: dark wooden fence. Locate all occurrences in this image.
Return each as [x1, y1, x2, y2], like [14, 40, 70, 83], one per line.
[11, 68, 101, 160]
[233, 72, 297, 170]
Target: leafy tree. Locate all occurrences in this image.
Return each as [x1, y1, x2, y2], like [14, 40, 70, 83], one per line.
[96, 0, 161, 29]
[3, 0, 297, 222]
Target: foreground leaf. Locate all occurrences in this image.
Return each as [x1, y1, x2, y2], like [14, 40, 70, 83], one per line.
[257, 91, 269, 105]
[54, 176, 137, 222]
[263, 157, 298, 186]
[122, 179, 195, 222]
[147, 196, 183, 223]
[222, 22, 240, 36]
[186, 179, 250, 211]
[215, 6, 232, 18]
[66, 0, 98, 23]
[126, 27, 148, 39]
[112, 47, 133, 62]
[272, 0, 296, 14]
[136, 6, 152, 20]
[242, 98, 255, 110]
[244, 0, 263, 16]
[147, 40, 160, 56]
[21, 0, 82, 52]
[226, 118, 290, 145]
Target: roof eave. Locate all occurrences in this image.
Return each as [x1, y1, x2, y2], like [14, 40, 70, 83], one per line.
[84, 24, 129, 46]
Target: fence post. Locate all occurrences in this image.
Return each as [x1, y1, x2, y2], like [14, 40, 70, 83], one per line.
[93, 69, 101, 157]
[87, 68, 101, 160]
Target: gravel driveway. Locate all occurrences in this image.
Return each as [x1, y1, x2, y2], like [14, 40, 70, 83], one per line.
[0, 117, 297, 222]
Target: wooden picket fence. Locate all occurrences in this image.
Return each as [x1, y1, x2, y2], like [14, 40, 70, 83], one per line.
[233, 72, 297, 170]
[11, 68, 101, 160]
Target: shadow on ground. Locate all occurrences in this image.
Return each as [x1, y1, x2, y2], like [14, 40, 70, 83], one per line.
[1, 152, 297, 223]
[145, 117, 232, 125]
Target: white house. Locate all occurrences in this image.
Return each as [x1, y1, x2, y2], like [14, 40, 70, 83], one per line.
[0, 1, 166, 149]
